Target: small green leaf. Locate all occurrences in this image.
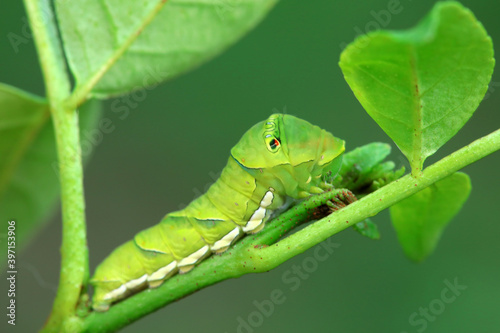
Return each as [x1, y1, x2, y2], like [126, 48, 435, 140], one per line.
[332, 142, 403, 192]
[353, 219, 380, 240]
[0, 83, 101, 257]
[367, 163, 405, 192]
[339, 2, 495, 175]
[340, 142, 392, 176]
[390, 172, 471, 262]
[56, 0, 278, 97]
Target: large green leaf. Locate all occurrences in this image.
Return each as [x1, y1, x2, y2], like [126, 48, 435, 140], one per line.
[0, 83, 101, 255]
[56, 0, 278, 97]
[339, 2, 494, 175]
[390, 172, 471, 262]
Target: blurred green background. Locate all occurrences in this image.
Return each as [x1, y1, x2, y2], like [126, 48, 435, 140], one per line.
[1, 0, 499, 332]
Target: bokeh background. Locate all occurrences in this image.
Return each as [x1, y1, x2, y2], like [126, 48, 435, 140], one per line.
[1, 0, 499, 332]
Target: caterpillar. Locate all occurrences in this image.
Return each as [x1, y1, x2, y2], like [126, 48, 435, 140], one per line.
[91, 114, 345, 311]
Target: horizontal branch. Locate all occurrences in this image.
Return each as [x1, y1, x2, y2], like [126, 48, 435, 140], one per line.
[259, 128, 500, 263]
[82, 128, 500, 333]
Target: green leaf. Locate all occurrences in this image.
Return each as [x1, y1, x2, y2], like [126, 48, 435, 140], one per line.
[339, 1, 495, 175]
[390, 172, 471, 262]
[332, 142, 397, 191]
[353, 218, 380, 240]
[55, 0, 278, 98]
[0, 83, 101, 256]
[341, 142, 392, 176]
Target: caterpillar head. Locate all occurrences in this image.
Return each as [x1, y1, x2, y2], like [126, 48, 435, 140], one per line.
[231, 114, 345, 198]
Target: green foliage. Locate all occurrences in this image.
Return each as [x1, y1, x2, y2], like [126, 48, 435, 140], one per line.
[1, 0, 277, 265]
[55, 0, 278, 97]
[353, 219, 380, 240]
[3, 0, 498, 331]
[332, 142, 404, 195]
[339, 1, 495, 263]
[10, 0, 280, 331]
[0, 84, 100, 256]
[390, 172, 471, 262]
[340, 1, 495, 175]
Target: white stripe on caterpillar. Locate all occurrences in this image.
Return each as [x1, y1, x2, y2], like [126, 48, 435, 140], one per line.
[148, 261, 178, 286]
[100, 190, 284, 304]
[103, 284, 127, 302]
[260, 188, 274, 207]
[178, 245, 211, 273]
[125, 274, 148, 290]
[210, 227, 241, 253]
[103, 245, 211, 300]
[243, 189, 274, 233]
[178, 245, 210, 267]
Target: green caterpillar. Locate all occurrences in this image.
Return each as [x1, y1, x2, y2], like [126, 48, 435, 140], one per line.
[91, 114, 345, 311]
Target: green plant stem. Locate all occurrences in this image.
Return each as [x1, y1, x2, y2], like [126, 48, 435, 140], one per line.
[82, 128, 500, 333]
[23, 0, 70, 99]
[81, 189, 345, 333]
[24, 0, 88, 331]
[258, 128, 500, 265]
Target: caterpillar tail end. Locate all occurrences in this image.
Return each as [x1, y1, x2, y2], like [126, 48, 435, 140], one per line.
[91, 279, 123, 312]
[90, 241, 150, 312]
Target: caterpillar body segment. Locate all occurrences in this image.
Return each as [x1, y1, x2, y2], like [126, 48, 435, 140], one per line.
[91, 114, 345, 311]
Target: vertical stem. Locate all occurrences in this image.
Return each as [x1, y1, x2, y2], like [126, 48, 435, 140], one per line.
[24, 0, 70, 98]
[24, 0, 88, 331]
[44, 106, 88, 332]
